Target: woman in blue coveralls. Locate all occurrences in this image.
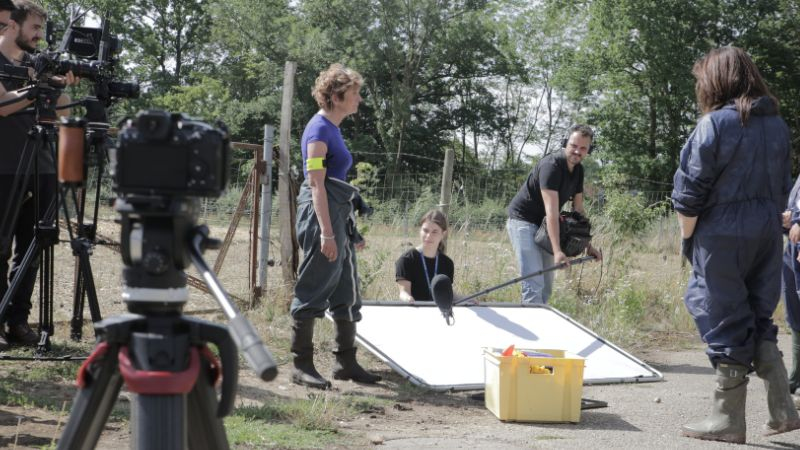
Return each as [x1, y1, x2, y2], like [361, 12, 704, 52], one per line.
[673, 47, 800, 443]
[781, 178, 800, 408]
[289, 64, 381, 389]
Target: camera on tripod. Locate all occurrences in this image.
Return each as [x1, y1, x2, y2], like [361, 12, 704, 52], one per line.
[112, 110, 230, 197]
[2, 15, 140, 103]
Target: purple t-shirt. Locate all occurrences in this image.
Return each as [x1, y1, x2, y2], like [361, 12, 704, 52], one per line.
[300, 114, 353, 180]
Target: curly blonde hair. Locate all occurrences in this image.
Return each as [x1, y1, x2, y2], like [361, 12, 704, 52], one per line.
[312, 63, 363, 111]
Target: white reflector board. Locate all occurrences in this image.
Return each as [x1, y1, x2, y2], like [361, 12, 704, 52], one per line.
[333, 302, 662, 391]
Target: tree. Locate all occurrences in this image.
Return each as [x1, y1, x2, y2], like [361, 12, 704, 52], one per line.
[298, 0, 524, 174]
[124, 0, 215, 92]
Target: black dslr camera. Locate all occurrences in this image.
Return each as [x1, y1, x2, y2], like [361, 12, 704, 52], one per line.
[111, 110, 230, 197]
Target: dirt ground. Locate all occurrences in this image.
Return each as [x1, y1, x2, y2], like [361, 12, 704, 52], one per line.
[2, 336, 800, 449]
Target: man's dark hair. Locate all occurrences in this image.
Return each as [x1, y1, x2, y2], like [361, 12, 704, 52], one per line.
[10, 0, 46, 24]
[0, 0, 16, 12]
[567, 124, 594, 141]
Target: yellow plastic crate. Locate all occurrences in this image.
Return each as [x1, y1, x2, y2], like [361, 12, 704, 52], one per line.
[483, 348, 584, 423]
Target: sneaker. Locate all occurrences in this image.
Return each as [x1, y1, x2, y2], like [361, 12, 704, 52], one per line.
[7, 323, 39, 346]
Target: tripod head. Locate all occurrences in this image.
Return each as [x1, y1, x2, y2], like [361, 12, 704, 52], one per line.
[116, 195, 196, 314]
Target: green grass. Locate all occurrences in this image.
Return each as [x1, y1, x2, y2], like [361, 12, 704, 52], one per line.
[224, 392, 391, 448]
[0, 345, 133, 422]
[225, 420, 339, 449]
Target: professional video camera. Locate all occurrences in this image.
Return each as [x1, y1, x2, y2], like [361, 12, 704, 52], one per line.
[1, 14, 140, 104]
[111, 110, 230, 197]
[36, 18, 139, 102]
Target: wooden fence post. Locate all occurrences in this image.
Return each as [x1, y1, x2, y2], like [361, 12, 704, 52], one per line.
[439, 148, 455, 216]
[254, 125, 275, 305]
[278, 61, 298, 285]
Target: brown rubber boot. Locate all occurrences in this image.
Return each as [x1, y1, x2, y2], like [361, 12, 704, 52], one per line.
[290, 318, 331, 389]
[681, 363, 748, 444]
[332, 319, 381, 384]
[7, 323, 39, 346]
[753, 340, 800, 435]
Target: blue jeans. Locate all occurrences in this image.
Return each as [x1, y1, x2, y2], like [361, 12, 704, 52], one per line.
[506, 218, 553, 304]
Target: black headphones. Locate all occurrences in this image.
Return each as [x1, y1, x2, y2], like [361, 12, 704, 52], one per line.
[561, 125, 595, 154]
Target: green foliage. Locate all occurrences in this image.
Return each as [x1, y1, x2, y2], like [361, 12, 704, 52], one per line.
[31, 1, 800, 192]
[449, 196, 509, 228]
[351, 162, 380, 200]
[358, 247, 389, 294]
[601, 190, 669, 238]
[152, 76, 231, 124]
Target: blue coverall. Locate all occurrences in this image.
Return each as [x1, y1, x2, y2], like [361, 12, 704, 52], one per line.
[781, 177, 800, 333]
[672, 96, 792, 367]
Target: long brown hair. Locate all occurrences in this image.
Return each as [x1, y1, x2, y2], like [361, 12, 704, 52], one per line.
[692, 46, 776, 125]
[419, 209, 448, 253]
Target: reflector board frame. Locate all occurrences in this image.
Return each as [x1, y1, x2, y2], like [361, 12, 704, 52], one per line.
[331, 302, 662, 391]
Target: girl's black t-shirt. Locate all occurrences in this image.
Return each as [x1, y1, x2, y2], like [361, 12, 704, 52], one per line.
[395, 248, 455, 301]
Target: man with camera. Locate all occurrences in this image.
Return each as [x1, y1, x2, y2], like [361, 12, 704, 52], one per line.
[0, 0, 77, 349]
[506, 124, 602, 305]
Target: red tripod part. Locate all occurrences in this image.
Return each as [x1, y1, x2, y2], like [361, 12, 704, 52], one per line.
[58, 117, 86, 185]
[76, 342, 110, 388]
[118, 346, 201, 395]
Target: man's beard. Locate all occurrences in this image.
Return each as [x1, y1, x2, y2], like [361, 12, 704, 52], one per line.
[15, 35, 36, 53]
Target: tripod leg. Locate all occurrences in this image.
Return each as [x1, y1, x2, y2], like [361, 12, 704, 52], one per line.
[70, 257, 86, 341]
[36, 244, 55, 353]
[187, 350, 230, 450]
[57, 342, 124, 450]
[69, 247, 102, 340]
[131, 393, 188, 450]
[78, 249, 102, 323]
[0, 237, 40, 324]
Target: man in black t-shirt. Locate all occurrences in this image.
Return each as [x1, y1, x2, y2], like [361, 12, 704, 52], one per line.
[506, 124, 602, 304]
[0, 0, 77, 350]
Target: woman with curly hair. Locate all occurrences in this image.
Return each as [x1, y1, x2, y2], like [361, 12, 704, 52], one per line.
[289, 63, 380, 389]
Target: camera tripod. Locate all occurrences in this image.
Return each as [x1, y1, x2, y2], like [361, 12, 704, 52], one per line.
[57, 197, 277, 450]
[0, 83, 64, 352]
[0, 84, 111, 351]
[61, 98, 119, 341]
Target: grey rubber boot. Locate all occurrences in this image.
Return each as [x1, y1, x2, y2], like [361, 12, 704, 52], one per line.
[681, 363, 748, 444]
[790, 331, 799, 394]
[791, 331, 800, 410]
[753, 340, 800, 435]
[290, 318, 331, 389]
[332, 320, 381, 384]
